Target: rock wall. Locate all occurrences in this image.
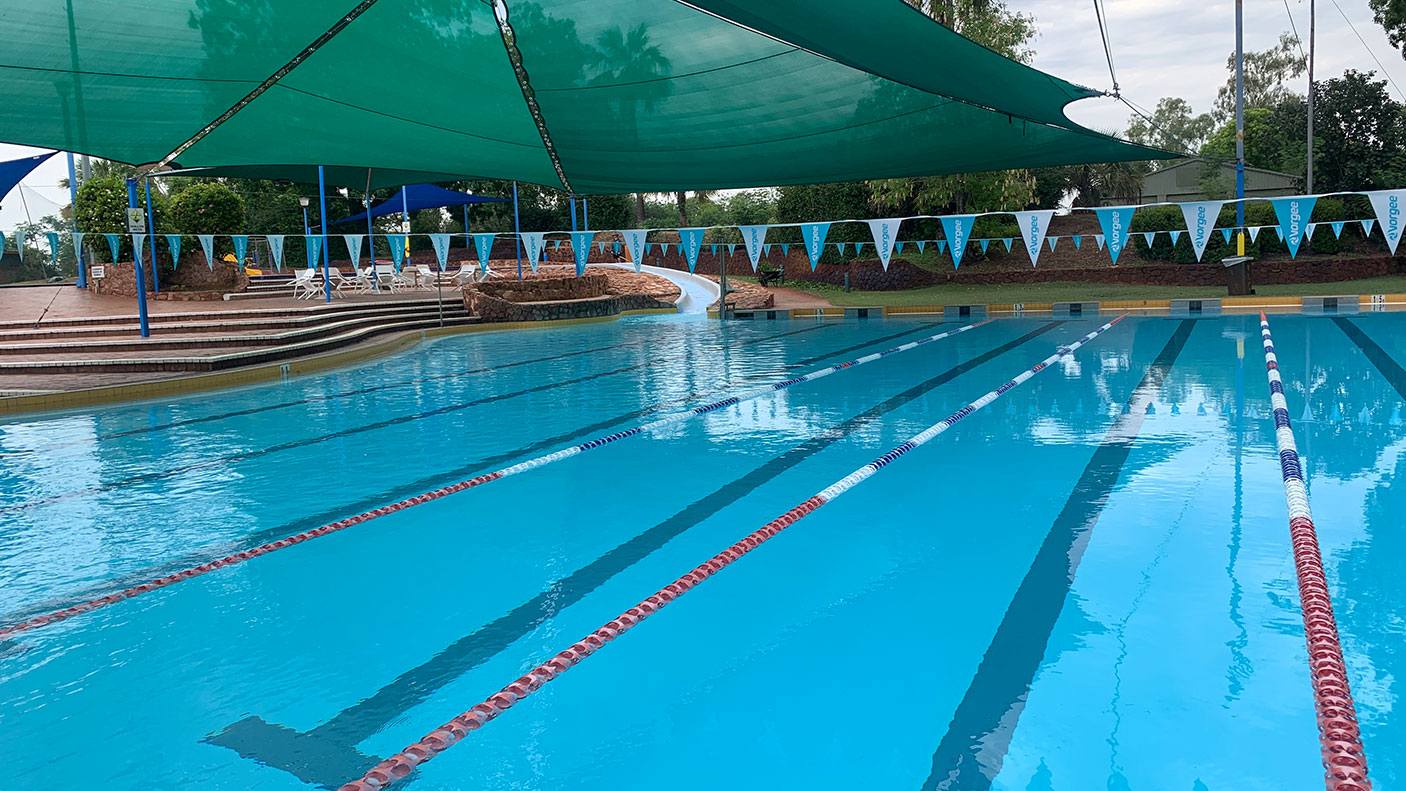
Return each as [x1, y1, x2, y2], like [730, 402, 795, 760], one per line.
[88, 256, 246, 301]
[474, 274, 608, 302]
[468, 292, 672, 322]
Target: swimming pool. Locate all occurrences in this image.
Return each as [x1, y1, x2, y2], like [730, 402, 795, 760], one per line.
[1, 312, 1402, 790]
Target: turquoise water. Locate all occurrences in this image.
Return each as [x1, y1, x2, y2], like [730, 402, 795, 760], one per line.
[0, 313, 1402, 790]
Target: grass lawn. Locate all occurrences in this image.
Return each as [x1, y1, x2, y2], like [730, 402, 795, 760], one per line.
[753, 275, 1406, 307]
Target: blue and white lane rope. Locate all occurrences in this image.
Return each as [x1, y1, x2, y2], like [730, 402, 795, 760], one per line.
[338, 316, 1129, 791]
[1259, 312, 1370, 791]
[0, 319, 988, 638]
[491, 319, 991, 475]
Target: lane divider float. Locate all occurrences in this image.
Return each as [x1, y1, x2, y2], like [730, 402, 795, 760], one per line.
[336, 315, 1128, 791]
[0, 320, 991, 639]
[1259, 311, 1371, 791]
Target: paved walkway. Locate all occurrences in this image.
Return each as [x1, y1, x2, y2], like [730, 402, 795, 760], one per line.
[768, 286, 833, 309]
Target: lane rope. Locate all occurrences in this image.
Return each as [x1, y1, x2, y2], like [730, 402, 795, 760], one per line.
[0, 320, 990, 639]
[336, 315, 1127, 791]
[1258, 312, 1372, 791]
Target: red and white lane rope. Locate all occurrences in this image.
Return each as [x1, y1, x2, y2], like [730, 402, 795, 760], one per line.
[0, 321, 988, 640]
[1259, 312, 1372, 791]
[337, 315, 1127, 791]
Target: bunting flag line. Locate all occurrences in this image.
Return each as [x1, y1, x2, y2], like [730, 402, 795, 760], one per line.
[1269, 195, 1316, 257]
[618, 229, 645, 273]
[800, 222, 831, 271]
[198, 234, 215, 269]
[344, 234, 363, 269]
[1093, 205, 1135, 265]
[520, 231, 546, 274]
[473, 233, 496, 273]
[1013, 209, 1053, 267]
[939, 214, 976, 270]
[1179, 200, 1223, 261]
[267, 235, 286, 271]
[430, 233, 453, 272]
[305, 234, 324, 269]
[232, 235, 249, 266]
[678, 227, 706, 273]
[1366, 189, 1406, 254]
[165, 234, 182, 269]
[387, 235, 406, 270]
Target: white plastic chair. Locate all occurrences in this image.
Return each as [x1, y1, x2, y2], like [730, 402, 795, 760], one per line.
[290, 267, 319, 300]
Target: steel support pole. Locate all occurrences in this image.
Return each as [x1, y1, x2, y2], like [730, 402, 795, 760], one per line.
[68, 152, 85, 288]
[125, 178, 149, 337]
[144, 180, 160, 292]
[513, 181, 522, 281]
[319, 165, 331, 302]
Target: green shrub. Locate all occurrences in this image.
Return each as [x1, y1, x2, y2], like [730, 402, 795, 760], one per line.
[73, 176, 161, 262]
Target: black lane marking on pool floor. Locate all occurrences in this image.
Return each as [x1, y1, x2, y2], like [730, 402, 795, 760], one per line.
[204, 322, 1066, 787]
[0, 324, 835, 516]
[1333, 317, 1406, 399]
[15, 332, 662, 454]
[0, 322, 947, 627]
[920, 319, 1195, 791]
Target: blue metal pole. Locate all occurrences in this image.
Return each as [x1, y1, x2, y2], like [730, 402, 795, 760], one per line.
[143, 180, 160, 292]
[302, 206, 310, 236]
[582, 197, 588, 231]
[67, 153, 85, 288]
[401, 187, 410, 269]
[513, 181, 522, 281]
[125, 178, 149, 337]
[318, 165, 331, 302]
[1235, 0, 1246, 250]
[570, 196, 578, 232]
[366, 192, 379, 291]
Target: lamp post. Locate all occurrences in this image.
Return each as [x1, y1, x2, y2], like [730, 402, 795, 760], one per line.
[299, 196, 311, 236]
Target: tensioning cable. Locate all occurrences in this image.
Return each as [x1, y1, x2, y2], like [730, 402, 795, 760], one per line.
[335, 315, 1128, 791]
[0, 320, 991, 639]
[1258, 312, 1371, 791]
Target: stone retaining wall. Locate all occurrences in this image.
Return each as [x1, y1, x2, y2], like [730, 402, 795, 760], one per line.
[88, 257, 246, 300]
[470, 292, 672, 322]
[474, 273, 608, 302]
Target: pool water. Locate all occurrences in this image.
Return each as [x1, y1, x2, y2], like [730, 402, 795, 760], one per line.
[1, 313, 1403, 790]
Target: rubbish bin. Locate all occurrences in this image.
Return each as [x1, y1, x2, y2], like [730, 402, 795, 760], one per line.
[1222, 255, 1254, 296]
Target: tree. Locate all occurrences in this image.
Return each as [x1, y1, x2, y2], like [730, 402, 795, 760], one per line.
[1369, 0, 1406, 57]
[1310, 70, 1406, 192]
[1125, 97, 1216, 154]
[1212, 33, 1307, 121]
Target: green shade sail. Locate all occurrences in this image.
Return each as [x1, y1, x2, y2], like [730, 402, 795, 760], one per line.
[0, 0, 1173, 193]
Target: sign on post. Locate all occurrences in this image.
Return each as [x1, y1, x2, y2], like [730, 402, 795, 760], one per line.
[90, 265, 106, 279]
[126, 208, 146, 233]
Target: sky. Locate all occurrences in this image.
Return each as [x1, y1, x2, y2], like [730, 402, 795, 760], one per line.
[2, 0, 1404, 229]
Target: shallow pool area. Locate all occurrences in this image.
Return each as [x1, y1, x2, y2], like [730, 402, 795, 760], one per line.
[1, 312, 1403, 790]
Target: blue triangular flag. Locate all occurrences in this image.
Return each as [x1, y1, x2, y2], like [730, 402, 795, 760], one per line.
[132, 234, 146, 267]
[853, 241, 865, 254]
[387, 235, 405, 269]
[1095, 234, 1105, 250]
[1169, 229, 1182, 245]
[1002, 238, 1014, 252]
[979, 238, 990, 253]
[1248, 226, 1262, 242]
[939, 214, 977, 269]
[1142, 232, 1155, 246]
[780, 243, 790, 256]
[46, 232, 59, 266]
[430, 233, 453, 271]
[895, 241, 906, 254]
[936, 239, 948, 253]
[104, 233, 121, 264]
[800, 222, 831, 270]
[917, 240, 926, 252]
[1269, 196, 1317, 257]
[1330, 221, 1344, 239]
[1046, 236, 1057, 251]
[835, 243, 846, 255]
[1072, 234, 1082, 249]
[198, 234, 215, 269]
[569, 230, 595, 275]
[472, 233, 496, 272]
[232, 235, 249, 266]
[1221, 228, 1233, 243]
[709, 244, 718, 257]
[166, 234, 182, 269]
[1361, 218, 1376, 236]
[14, 231, 24, 263]
[342, 234, 362, 268]
[678, 227, 706, 273]
[266, 235, 285, 271]
[306, 235, 325, 269]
